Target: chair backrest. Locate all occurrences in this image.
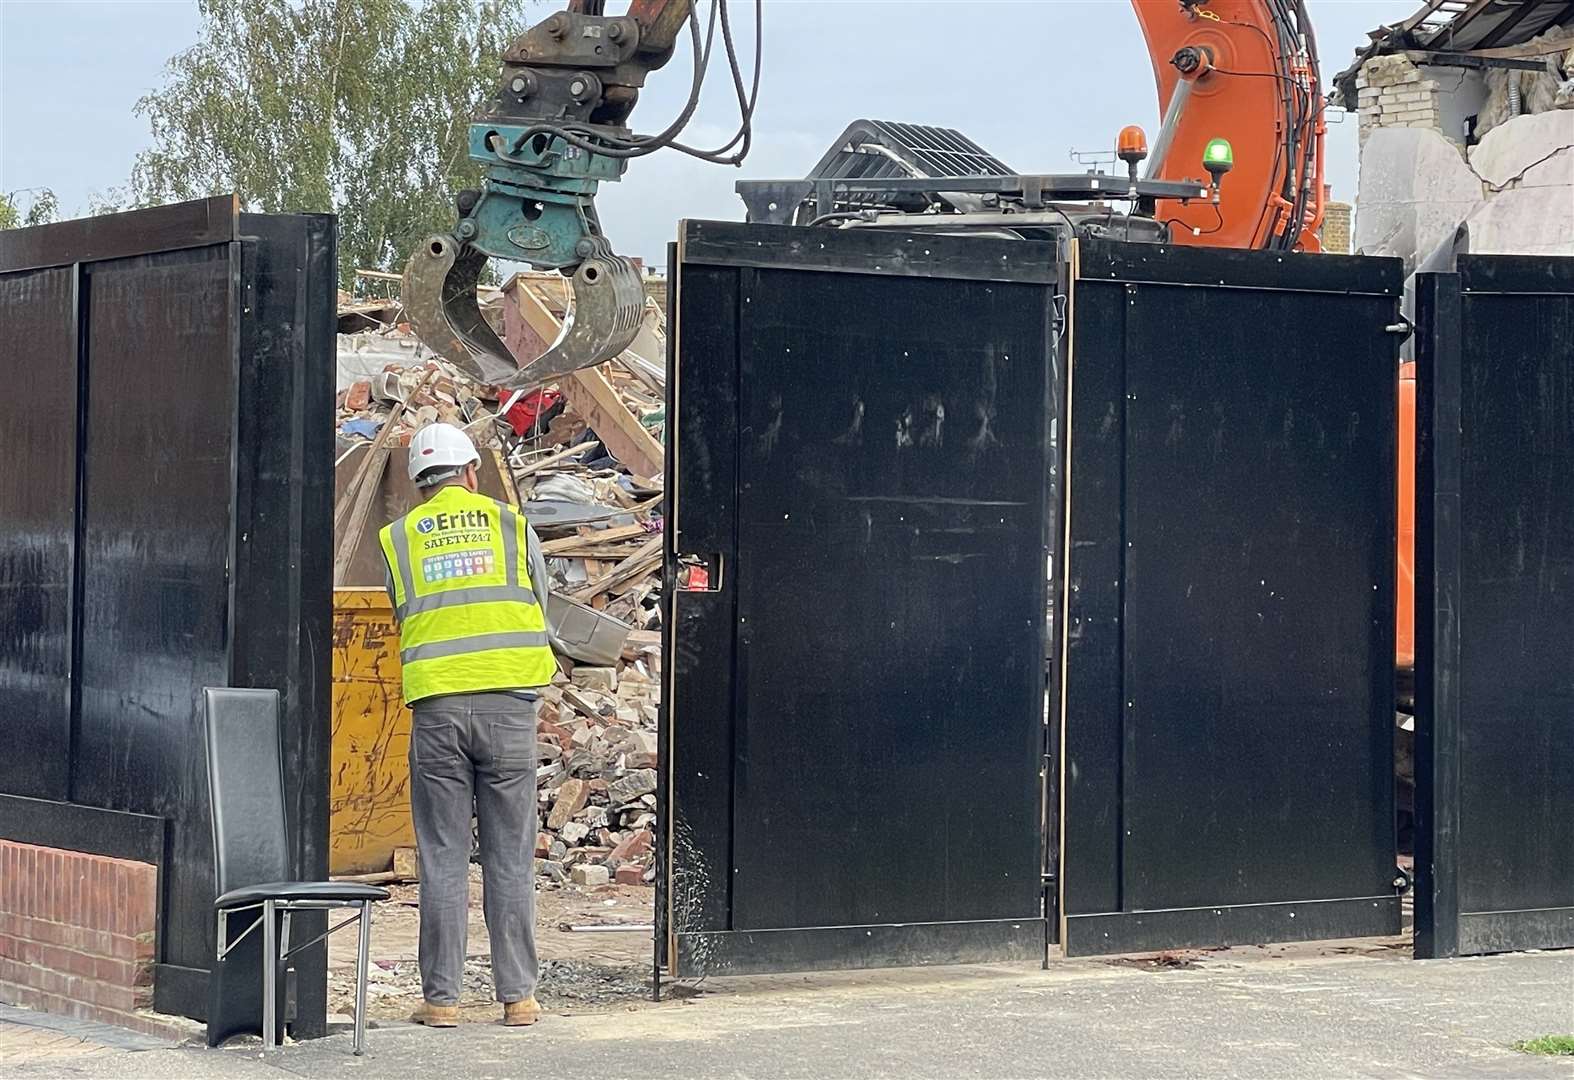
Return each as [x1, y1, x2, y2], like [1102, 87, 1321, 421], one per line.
[203, 687, 292, 895]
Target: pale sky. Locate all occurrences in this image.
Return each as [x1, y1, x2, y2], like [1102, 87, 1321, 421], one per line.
[1, 0, 1419, 268]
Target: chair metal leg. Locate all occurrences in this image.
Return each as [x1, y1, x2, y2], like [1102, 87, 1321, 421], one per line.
[262, 899, 277, 1051]
[279, 908, 293, 1042]
[353, 900, 371, 1056]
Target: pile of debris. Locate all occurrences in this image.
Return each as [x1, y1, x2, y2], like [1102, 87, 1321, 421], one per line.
[533, 632, 662, 887]
[334, 267, 669, 886]
[335, 356, 505, 449]
[333, 270, 665, 472]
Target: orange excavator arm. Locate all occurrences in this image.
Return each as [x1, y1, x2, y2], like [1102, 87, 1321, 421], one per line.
[406, 0, 1327, 386]
[1131, 0, 1325, 251]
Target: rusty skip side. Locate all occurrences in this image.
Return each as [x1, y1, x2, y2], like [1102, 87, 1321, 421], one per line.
[330, 590, 415, 875]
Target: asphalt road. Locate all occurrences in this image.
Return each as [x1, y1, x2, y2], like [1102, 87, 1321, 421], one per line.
[6, 945, 1574, 1079]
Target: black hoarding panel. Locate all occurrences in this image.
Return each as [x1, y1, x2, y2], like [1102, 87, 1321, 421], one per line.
[1416, 257, 1574, 958]
[0, 195, 236, 275]
[664, 259, 739, 944]
[0, 266, 76, 799]
[1062, 241, 1404, 956]
[664, 221, 1057, 976]
[75, 249, 235, 989]
[0, 199, 333, 1028]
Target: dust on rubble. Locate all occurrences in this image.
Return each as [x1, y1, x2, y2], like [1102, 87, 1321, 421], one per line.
[328, 868, 658, 1021]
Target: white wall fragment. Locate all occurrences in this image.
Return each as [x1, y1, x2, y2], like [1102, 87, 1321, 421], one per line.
[1467, 110, 1574, 191]
[1464, 187, 1574, 256]
[1355, 127, 1484, 274]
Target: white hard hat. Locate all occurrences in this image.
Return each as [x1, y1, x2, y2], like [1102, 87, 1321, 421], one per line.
[408, 422, 480, 486]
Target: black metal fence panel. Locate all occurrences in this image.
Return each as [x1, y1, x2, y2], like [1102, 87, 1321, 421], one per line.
[1061, 241, 1405, 955]
[1415, 256, 1574, 957]
[0, 199, 334, 1027]
[0, 266, 77, 799]
[74, 245, 238, 994]
[662, 221, 1058, 977]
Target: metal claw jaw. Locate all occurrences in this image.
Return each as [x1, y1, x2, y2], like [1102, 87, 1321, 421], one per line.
[521, 236, 646, 386]
[402, 124, 646, 386]
[402, 235, 519, 386]
[402, 232, 645, 389]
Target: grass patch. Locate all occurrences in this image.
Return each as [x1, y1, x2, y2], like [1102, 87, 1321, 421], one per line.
[1514, 1035, 1574, 1056]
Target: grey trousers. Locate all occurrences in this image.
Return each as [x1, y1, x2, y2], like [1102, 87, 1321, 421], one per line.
[409, 691, 539, 1005]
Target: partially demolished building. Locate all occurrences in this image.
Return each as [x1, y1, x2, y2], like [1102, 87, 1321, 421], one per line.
[1335, 0, 1574, 269]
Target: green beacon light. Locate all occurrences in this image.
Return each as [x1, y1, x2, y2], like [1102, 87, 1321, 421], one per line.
[1203, 137, 1234, 204]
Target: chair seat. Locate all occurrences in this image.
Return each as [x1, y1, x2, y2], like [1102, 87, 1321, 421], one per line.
[215, 881, 390, 909]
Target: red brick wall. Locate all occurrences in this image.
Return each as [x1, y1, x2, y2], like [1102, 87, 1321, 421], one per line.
[0, 839, 161, 1032]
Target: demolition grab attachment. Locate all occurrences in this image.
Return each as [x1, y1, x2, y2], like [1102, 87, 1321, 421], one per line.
[404, 230, 645, 388]
[401, 114, 649, 387]
[402, 1, 708, 386]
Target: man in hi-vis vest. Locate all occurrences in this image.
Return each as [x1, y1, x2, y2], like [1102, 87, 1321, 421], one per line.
[379, 422, 560, 1029]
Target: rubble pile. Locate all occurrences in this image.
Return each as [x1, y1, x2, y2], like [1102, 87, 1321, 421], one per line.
[335, 353, 508, 449]
[532, 635, 663, 887]
[335, 269, 669, 886]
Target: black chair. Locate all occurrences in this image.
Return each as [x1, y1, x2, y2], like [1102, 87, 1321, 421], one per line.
[203, 687, 389, 1054]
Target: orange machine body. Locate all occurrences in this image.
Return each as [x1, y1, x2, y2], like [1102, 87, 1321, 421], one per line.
[1397, 363, 1416, 673]
[1131, 0, 1325, 251]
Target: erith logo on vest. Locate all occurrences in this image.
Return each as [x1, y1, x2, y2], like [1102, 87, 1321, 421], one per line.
[420, 509, 489, 533]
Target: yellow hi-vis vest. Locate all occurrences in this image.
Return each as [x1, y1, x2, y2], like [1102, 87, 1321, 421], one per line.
[378, 486, 557, 705]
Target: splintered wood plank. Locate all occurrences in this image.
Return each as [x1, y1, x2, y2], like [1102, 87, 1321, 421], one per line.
[503, 280, 665, 480]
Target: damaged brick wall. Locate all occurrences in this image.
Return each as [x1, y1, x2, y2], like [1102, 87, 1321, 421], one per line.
[1354, 37, 1574, 265]
[1357, 55, 1446, 147]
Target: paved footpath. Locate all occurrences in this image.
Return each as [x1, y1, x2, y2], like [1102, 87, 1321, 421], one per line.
[5, 944, 1574, 1078]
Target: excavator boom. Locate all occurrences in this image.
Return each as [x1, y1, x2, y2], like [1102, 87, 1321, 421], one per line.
[1133, 0, 1324, 250]
[403, 0, 1324, 385]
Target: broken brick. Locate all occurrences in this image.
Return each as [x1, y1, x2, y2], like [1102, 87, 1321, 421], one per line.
[546, 779, 589, 831]
[571, 864, 610, 886]
[608, 829, 653, 865]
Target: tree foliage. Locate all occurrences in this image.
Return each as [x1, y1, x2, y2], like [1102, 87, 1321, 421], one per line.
[132, 0, 531, 288]
[0, 188, 60, 230]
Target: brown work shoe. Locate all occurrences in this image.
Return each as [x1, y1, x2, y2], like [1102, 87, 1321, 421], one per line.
[409, 1001, 460, 1028]
[501, 997, 542, 1026]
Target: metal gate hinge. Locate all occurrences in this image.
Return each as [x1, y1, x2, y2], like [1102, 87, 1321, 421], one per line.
[1384, 316, 1414, 338]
